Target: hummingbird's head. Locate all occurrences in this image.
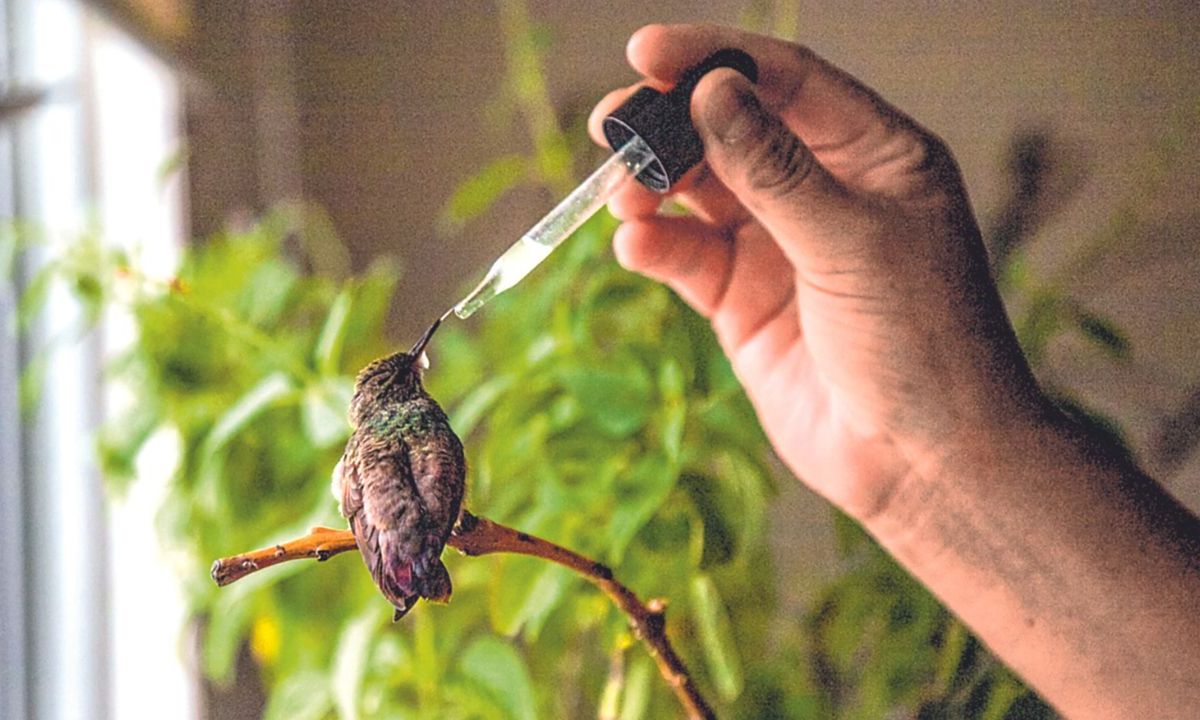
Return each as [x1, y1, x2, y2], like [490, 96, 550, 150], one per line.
[349, 317, 440, 426]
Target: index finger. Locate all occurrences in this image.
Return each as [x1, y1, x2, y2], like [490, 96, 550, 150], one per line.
[626, 24, 924, 177]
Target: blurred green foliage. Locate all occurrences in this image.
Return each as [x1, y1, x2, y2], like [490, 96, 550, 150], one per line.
[8, 2, 1164, 719]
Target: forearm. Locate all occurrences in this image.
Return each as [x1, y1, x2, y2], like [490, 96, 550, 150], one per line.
[867, 407, 1200, 719]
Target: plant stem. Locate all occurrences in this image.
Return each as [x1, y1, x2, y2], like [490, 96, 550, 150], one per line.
[598, 646, 626, 720]
[211, 510, 717, 720]
[496, 0, 576, 196]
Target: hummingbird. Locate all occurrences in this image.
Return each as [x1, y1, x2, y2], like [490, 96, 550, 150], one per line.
[331, 315, 466, 621]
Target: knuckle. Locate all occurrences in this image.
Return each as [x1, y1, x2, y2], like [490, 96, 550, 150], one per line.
[908, 130, 954, 174]
[746, 118, 815, 197]
[912, 131, 966, 198]
[873, 129, 962, 201]
[789, 43, 817, 67]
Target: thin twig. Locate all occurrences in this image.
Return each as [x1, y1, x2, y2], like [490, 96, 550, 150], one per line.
[210, 524, 357, 585]
[211, 510, 717, 720]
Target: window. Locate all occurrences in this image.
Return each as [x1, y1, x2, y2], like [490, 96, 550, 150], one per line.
[1, 1, 192, 717]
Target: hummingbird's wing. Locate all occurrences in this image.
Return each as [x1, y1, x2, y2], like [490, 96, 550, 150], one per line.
[339, 433, 449, 619]
[406, 428, 467, 547]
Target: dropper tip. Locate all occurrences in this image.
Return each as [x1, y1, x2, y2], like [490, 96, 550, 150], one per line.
[452, 270, 498, 319]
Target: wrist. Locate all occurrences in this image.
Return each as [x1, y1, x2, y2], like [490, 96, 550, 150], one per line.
[855, 389, 1200, 719]
[862, 389, 1080, 553]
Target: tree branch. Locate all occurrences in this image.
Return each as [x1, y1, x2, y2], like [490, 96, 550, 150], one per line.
[211, 510, 716, 720]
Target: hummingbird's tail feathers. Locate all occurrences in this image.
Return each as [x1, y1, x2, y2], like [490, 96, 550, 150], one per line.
[369, 528, 453, 621]
[392, 599, 416, 623]
[412, 543, 452, 603]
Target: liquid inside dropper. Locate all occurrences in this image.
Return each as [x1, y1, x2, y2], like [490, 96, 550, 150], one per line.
[453, 136, 656, 319]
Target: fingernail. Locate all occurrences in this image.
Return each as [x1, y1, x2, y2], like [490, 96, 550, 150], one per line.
[699, 74, 760, 145]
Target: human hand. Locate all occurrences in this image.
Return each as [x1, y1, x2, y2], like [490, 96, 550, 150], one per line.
[589, 25, 1045, 522]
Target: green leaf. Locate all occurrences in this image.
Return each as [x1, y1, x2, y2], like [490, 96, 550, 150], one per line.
[459, 636, 537, 720]
[18, 351, 48, 413]
[72, 271, 105, 324]
[450, 374, 516, 438]
[488, 556, 572, 639]
[690, 574, 744, 702]
[606, 455, 679, 563]
[936, 619, 969, 690]
[195, 372, 297, 510]
[1015, 293, 1060, 364]
[264, 669, 333, 720]
[17, 262, 56, 331]
[201, 372, 297, 457]
[438, 154, 529, 233]
[439, 681, 505, 720]
[618, 654, 652, 720]
[832, 509, 870, 555]
[302, 376, 354, 448]
[657, 359, 686, 464]
[997, 251, 1030, 295]
[519, 564, 574, 641]
[156, 146, 190, 188]
[981, 672, 1025, 720]
[557, 361, 652, 437]
[332, 608, 385, 720]
[238, 259, 298, 327]
[680, 474, 737, 568]
[314, 289, 352, 376]
[96, 401, 161, 495]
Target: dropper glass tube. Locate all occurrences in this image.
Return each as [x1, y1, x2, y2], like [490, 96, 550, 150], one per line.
[453, 136, 656, 319]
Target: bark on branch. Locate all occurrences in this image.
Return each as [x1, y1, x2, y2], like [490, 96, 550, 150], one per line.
[211, 510, 716, 720]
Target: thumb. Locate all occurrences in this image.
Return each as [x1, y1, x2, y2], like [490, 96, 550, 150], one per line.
[691, 69, 861, 270]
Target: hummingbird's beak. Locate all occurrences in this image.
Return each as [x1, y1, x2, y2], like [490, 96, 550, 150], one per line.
[407, 315, 443, 367]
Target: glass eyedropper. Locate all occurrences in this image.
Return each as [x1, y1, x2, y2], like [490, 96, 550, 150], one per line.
[448, 48, 759, 321]
[452, 136, 656, 319]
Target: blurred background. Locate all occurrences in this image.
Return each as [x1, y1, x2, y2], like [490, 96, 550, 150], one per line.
[2, 1, 1198, 718]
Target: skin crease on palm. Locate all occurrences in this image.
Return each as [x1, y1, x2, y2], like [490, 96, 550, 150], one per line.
[587, 24, 1041, 523]
[587, 24, 1200, 720]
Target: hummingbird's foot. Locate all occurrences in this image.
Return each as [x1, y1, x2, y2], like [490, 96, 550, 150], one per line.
[312, 526, 350, 560]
